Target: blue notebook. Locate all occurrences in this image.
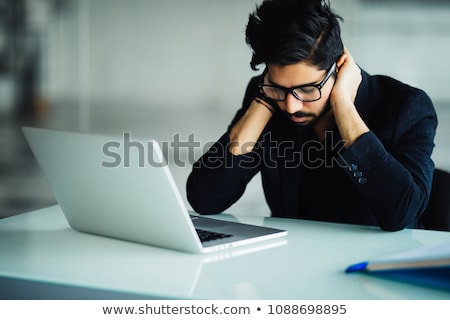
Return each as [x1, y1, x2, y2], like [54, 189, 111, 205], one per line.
[346, 240, 450, 291]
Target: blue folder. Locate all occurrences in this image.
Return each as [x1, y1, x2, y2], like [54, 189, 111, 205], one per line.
[346, 240, 450, 291]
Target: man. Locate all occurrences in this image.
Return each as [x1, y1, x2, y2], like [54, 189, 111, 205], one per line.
[186, 0, 437, 231]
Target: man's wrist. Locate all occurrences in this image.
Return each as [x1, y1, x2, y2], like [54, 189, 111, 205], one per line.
[255, 97, 275, 114]
[255, 90, 279, 113]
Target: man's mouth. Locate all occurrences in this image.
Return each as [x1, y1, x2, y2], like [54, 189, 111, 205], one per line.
[285, 111, 315, 124]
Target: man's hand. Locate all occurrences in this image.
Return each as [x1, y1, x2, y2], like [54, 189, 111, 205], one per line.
[331, 48, 362, 108]
[331, 48, 369, 148]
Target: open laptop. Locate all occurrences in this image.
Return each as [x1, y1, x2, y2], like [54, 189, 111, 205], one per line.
[22, 126, 287, 253]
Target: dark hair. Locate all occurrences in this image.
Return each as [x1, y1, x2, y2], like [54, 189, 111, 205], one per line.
[245, 0, 344, 71]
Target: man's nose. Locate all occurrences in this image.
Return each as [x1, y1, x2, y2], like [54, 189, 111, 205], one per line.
[284, 93, 304, 114]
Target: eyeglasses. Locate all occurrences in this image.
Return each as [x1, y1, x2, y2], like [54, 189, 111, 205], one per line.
[258, 62, 337, 102]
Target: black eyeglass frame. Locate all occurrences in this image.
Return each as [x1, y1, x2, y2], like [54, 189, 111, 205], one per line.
[258, 62, 337, 102]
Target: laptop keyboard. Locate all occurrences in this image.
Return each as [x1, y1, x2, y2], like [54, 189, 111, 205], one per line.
[196, 229, 232, 243]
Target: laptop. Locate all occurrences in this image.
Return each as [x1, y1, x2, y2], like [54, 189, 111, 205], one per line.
[22, 126, 287, 253]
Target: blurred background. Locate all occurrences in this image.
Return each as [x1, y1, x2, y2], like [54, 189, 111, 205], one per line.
[1, 0, 450, 218]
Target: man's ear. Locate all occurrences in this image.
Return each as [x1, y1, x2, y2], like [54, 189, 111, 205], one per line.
[336, 47, 350, 71]
[336, 50, 347, 70]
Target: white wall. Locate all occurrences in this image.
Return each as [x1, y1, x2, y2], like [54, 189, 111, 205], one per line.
[44, 0, 258, 110]
[339, 1, 450, 103]
[41, 0, 450, 112]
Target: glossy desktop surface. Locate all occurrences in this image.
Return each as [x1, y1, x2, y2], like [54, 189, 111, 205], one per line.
[1, 205, 450, 299]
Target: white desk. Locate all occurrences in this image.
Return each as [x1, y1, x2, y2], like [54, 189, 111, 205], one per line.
[1, 205, 450, 299]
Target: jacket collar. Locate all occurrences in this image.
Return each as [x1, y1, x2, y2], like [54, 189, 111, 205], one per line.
[354, 69, 371, 122]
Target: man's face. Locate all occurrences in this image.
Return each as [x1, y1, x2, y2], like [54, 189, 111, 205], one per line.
[265, 61, 335, 127]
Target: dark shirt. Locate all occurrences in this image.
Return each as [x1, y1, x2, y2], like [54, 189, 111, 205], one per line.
[186, 70, 438, 231]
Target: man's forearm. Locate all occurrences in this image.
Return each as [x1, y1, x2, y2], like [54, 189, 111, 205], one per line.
[228, 99, 273, 155]
[332, 97, 369, 148]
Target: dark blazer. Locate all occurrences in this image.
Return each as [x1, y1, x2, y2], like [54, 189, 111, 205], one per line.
[186, 70, 437, 231]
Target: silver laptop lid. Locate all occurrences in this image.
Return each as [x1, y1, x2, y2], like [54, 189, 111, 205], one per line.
[22, 127, 204, 253]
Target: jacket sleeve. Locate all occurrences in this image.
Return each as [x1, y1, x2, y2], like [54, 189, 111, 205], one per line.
[337, 89, 437, 231]
[186, 77, 263, 214]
